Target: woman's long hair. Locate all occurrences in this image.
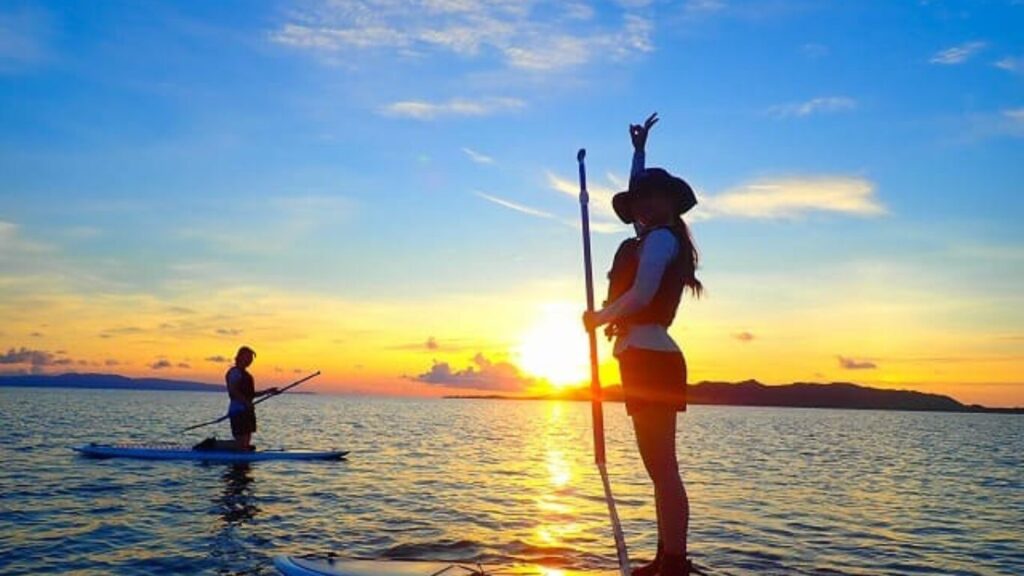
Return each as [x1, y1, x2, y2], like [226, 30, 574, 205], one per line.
[674, 217, 703, 298]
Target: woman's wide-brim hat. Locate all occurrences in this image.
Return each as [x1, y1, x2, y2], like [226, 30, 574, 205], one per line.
[612, 167, 697, 225]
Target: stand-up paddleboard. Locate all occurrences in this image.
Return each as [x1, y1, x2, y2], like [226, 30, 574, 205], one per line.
[274, 558, 614, 576]
[75, 443, 348, 462]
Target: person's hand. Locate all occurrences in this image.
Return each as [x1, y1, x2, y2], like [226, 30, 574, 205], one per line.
[265, 387, 280, 396]
[630, 112, 659, 151]
[582, 310, 601, 332]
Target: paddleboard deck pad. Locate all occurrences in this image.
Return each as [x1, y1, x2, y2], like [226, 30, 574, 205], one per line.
[274, 558, 614, 576]
[75, 443, 348, 462]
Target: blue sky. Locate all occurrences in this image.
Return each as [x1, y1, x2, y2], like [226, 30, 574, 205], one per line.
[1, 1, 1022, 404]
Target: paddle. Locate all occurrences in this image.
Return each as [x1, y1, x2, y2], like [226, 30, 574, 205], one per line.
[578, 149, 631, 576]
[181, 370, 321, 432]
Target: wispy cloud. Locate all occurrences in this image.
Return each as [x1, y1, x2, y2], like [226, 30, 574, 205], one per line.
[546, 171, 625, 233]
[462, 147, 495, 164]
[733, 331, 755, 342]
[379, 97, 525, 120]
[994, 56, 1023, 74]
[1004, 108, 1024, 124]
[548, 171, 884, 222]
[703, 176, 885, 219]
[769, 96, 857, 118]
[684, 0, 727, 15]
[0, 220, 52, 257]
[930, 41, 986, 65]
[150, 359, 172, 370]
[475, 191, 553, 219]
[271, 1, 654, 73]
[837, 355, 877, 370]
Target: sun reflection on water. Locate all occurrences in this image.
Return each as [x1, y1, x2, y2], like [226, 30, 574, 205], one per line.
[532, 402, 585, 550]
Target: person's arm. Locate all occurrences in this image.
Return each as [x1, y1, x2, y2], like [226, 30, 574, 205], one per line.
[629, 112, 658, 179]
[257, 387, 280, 397]
[592, 229, 678, 327]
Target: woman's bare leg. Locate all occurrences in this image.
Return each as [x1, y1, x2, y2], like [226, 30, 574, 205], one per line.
[633, 409, 688, 557]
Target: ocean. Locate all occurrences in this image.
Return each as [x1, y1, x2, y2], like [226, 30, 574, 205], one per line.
[1, 388, 1021, 575]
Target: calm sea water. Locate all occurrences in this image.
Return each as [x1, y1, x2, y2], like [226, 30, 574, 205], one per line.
[0, 388, 1021, 575]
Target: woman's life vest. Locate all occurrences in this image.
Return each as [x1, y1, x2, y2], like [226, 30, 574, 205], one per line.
[603, 225, 690, 339]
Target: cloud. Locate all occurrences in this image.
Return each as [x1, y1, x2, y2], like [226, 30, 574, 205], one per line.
[105, 359, 120, 366]
[216, 328, 242, 336]
[150, 359, 173, 370]
[994, 56, 1023, 74]
[0, 220, 51, 258]
[270, 1, 654, 73]
[769, 96, 857, 118]
[0, 347, 58, 374]
[475, 191, 554, 219]
[462, 147, 494, 164]
[413, 352, 535, 391]
[177, 362, 191, 369]
[205, 355, 230, 363]
[837, 355, 877, 370]
[930, 41, 986, 65]
[733, 331, 755, 342]
[960, 108, 1024, 141]
[1004, 108, 1024, 126]
[379, 97, 525, 120]
[702, 176, 885, 219]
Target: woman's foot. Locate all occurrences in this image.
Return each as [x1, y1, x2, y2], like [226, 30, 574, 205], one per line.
[630, 542, 663, 576]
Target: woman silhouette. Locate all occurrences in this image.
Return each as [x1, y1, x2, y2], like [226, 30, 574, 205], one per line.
[584, 114, 702, 576]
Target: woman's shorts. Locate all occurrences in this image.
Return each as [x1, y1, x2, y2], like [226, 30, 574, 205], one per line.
[618, 348, 687, 416]
[230, 409, 257, 436]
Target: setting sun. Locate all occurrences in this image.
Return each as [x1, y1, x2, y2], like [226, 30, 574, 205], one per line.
[515, 303, 591, 388]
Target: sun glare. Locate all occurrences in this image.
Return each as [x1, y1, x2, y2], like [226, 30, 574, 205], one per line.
[515, 303, 590, 388]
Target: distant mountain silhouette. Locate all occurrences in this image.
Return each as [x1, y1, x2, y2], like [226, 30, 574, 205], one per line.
[0, 373, 222, 392]
[447, 379, 1023, 413]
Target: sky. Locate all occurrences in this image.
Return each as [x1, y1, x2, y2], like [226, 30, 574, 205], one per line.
[0, 0, 1022, 406]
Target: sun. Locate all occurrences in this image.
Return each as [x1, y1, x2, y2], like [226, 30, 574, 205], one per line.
[515, 303, 591, 389]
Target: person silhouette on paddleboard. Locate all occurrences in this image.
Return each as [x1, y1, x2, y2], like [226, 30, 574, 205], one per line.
[225, 346, 278, 451]
[583, 114, 702, 576]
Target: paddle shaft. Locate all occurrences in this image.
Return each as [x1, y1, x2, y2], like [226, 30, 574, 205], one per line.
[254, 370, 321, 405]
[578, 148, 630, 576]
[181, 371, 321, 432]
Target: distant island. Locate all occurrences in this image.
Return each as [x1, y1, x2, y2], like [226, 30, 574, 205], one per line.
[0, 372, 323, 395]
[447, 379, 1024, 414]
[0, 373, 225, 392]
